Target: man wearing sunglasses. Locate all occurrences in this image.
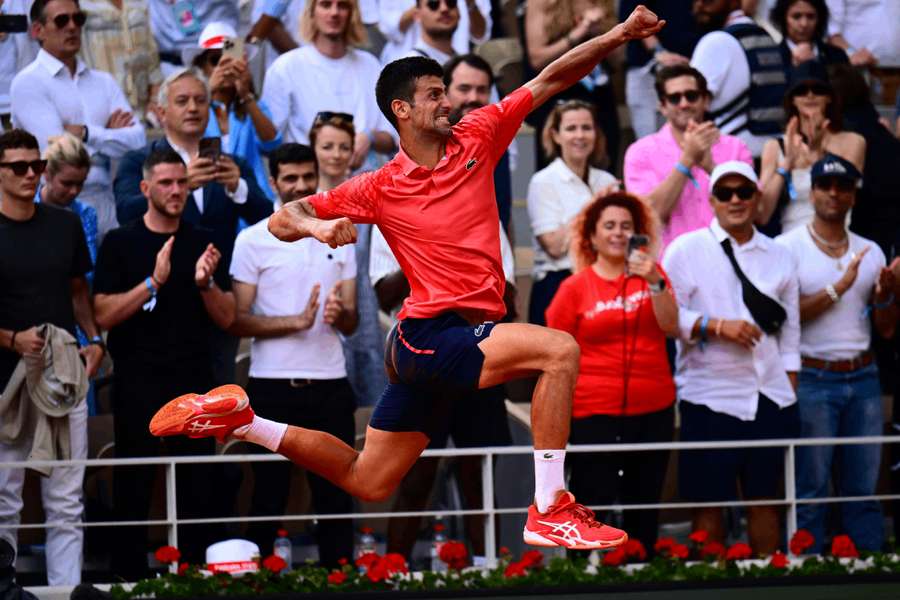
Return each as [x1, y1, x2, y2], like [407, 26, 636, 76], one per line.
[775, 153, 897, 554]
[378, 0, 490, 66]
[662, 160, 799, 555]
[11, 0, 146, 238]
[0, 129, 104, 586]
[624, 64, 752, 255]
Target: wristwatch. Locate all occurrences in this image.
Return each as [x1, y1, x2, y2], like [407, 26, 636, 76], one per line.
[88, 335, 105, 351]
[648, 278, 667, 294]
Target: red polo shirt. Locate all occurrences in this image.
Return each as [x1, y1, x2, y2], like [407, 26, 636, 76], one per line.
[310, 87, 533, 322]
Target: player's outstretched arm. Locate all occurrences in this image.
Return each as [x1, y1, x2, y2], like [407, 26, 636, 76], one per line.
[524, 5, 664, 109]
[268, 199, 358, 248]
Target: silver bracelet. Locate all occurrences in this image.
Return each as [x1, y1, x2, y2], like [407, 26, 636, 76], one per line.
[825, 284, 840, 304]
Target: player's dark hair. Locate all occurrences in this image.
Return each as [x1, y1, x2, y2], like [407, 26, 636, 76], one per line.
[443, 54, 495, 88]
[0, 129, 39, 163]
[269, 143, 318, 179]
[654, 65, 710, 102]
[770, 0, 829, 42]
[376, 56, 445, 129]
[30, 0, 80, 24]
[142, 148, 185, 180]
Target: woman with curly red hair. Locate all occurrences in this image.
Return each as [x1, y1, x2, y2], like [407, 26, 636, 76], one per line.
[546, 191, 678, 554]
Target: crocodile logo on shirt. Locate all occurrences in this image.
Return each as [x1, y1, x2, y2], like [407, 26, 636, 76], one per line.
[466, 158, 477, 170]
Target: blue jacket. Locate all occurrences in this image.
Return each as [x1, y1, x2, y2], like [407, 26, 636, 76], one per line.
[113, 138, 273, 266]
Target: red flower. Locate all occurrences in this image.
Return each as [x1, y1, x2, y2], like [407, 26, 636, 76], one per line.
[624, 539, 647, 561]
[688, 530, 709, 544]
[520, 550, 543, 567]
[327, 570, 347, 585]
[770, 551, 789, 569]
[177, 562, 190, 576]
[789, 529, 815, 556]
[830, 534, 859, 558]
[364, 554, 408, 582]
[382, 553, 409, 573]
[654, 537, 676, 554]
[701, 541, 726, 559]
[337, 557, 348, 566]
[154, 546, 181, 564]
[277, 528, 289, 538]
[439, 540, 468, 570]
[355, 552, 379, 570]
[262, 554, 287, 573]
[504, 560, 527, 578]
[601, 547, 626, 567]
[499, 546, 511, 556]
[671, 544, 689, 559]
[725, 542, 752, 561]
[433, 523, 445, 533]
[360, 526, 373, 534]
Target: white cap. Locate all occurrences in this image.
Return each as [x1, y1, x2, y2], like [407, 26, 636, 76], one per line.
[181, 22, 239, 66]
[709, 160, 759, 189]
[204, 539, 260, 576]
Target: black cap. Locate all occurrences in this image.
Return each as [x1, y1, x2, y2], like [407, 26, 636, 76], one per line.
[811, 152, 862, 184]
[787, 60, 831, 94]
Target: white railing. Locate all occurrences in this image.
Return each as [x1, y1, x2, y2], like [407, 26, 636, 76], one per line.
[3, 435, 900, 570]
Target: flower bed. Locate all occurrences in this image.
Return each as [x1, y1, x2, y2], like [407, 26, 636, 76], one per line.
[110, 531, 900, 599]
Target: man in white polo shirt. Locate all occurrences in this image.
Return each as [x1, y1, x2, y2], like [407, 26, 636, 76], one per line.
[776, 153, 897, 553]
[228, 143, 357, 567]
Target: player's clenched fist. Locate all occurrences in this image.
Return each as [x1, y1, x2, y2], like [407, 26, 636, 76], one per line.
[313, 217, 357, 248]
[622, 5, 664, 40]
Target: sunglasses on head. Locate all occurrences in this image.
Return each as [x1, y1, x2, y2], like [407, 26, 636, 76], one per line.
[814, 175, 855, 193]
[315, 111, 354, 124]
[425, 0, 457, 10]
[0, 160, 48, 177]
[791, 82, 830, 97]
[51, 11, 87, 29]
[664, 90, 702, 105]
[712, 185, 756, 202]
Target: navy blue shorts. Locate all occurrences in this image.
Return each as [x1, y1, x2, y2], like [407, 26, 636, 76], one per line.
[679, 395, 799, 501]
[370, 313, 497, 435]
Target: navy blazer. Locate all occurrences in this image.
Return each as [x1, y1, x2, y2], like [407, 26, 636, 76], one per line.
[113, 138, 273, 266]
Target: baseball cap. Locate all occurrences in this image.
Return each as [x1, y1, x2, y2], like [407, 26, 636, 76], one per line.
[204, 539, 260, 576]
[709, 160, 759, 190]
[182, 22, 245, 66]
[811, 153, 862, 185]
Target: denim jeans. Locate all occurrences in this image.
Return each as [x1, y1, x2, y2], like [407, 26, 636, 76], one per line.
[796, 362, 884, 552]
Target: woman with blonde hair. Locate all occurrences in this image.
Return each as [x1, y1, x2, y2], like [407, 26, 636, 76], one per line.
[526, 99, 616, 325]
[310, 111, 355, 191]
[546, 191, 678, 554]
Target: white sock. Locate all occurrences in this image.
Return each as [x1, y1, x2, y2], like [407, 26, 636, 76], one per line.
[233, 416, 287, 453]
[533, 449, 566, 513]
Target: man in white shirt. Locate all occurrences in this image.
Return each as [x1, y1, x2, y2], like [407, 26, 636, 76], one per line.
[689, 0, 788, 158]
[378, 0, 490, 65]
[261, 0, 396, 169]
[776, 153, 897, 553]
[826, 0, 900, 67]
[229, 143, 357, 567]
[11, 0, 146, 237]
[147, 0, 239, 75]
[0, 0, 38, 129]
[662, 161, 800, 554]
[400, 0, 458, 64]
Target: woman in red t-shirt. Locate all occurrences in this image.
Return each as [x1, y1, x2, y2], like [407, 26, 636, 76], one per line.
[546, 191, 677, 555]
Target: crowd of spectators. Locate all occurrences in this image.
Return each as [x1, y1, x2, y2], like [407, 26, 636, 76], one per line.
[1, 0, 900, 584]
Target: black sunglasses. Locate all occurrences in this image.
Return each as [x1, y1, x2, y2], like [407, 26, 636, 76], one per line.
[712, 185, 756, 202]
[664, 90, 702, 105]
[205, 50, 223, 66]
[0, 160, 48, 176]
[51, 11, 87, 29]
[791, 82, 830, 97]
[814, 175, 855, 193]
[315, 111, 354, 124]
[425, 0, 457, 10]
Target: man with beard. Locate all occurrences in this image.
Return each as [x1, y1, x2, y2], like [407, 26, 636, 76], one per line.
[228, 144, 358, 567]
[152, 6, 665, 551]
[93, 149, 235, 579]
[624, 64, 752, 255]
[690, 0, 788, 158]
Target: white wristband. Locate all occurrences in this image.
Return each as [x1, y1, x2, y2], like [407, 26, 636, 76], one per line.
[825, 284, 840, 303]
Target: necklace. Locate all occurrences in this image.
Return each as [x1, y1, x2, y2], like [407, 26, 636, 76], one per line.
[806, 224, 850, 270]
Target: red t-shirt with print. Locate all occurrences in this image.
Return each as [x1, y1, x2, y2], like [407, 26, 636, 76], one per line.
[546, 267, 676, 418]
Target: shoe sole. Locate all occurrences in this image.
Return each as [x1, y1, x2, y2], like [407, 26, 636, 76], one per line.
[149, 384, 249, 438]
[522, 528, 628, 550]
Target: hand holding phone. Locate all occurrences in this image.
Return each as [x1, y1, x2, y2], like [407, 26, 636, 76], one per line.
[198, 137, 221, 162]
[625, 234, 650, 277]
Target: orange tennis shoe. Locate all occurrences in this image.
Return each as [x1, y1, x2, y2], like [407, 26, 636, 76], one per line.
[149, 384, 254, 442]
[523, 491, 628, 550]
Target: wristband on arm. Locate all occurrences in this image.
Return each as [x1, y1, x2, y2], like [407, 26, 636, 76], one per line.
[674, 162, 700, 189]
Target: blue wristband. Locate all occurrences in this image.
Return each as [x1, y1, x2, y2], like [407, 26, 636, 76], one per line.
[699, 315, 710, 348]
[776, 167, 797, 201]
[674, 162, 700, 189]
[145, 276, 157, 296]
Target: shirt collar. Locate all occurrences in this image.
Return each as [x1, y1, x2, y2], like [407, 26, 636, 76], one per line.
[37, 48, 87, 77]
[394, 136, 461, 177]
[413, 41, 453, 65]
[785, 38, 820, 58]
[165, 137, 193, 164]
[726, 10, 751, 26]
[550, 156, 593, 185]
[709, 217, 762, 250]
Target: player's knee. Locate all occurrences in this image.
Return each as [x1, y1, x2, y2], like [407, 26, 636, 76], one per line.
[545, 331, 580, 373]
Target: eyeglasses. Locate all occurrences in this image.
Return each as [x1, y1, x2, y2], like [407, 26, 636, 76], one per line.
[664, 90, 702, 105]
[314, 111, 354, 124]
[813, 176, 856, 193]
[791, 82, 830, 97]
[0, 160, 48, 176]
[50, 11, 87, 29]
[712, 185, 756, 202]
[425, 0, 457, 11]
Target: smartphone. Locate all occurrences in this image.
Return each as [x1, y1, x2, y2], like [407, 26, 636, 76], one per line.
[627, 234, 650, 257]
[0, 15, 28, 33]
[222, 36, 244, 61]
[198, 137, 221, 162]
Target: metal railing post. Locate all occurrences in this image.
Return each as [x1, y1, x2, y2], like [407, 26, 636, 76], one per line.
[166, 460, 179, 573]
[785, 442, 797, 542]
[482, 452, 497, 568]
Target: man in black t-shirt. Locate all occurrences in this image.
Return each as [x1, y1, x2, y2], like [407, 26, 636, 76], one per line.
[93, 148, 235, 579]
[0, 129, 104, 586]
